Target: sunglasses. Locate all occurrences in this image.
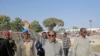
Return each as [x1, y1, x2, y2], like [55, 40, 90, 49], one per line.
[82, 31, 87, 33]
[48, 34, 55, 37]
[23, 33, 29, 35]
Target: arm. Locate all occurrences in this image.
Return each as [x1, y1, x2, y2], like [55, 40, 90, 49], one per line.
[60, 45, 64, 56]
[23, 20, 41, 42]
[16, 43, 21, 56]
[68, 38, 71, 48]
[31, 42, 37, 56]
[11, 40, 17, 55]
[72, 38, 78, 56]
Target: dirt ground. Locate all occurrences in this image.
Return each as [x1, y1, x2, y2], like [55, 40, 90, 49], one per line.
[92, 45, 100, 53]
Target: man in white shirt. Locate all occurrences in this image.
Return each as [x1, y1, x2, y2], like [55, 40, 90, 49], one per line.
[72, 28, 94, 56]
[44, 30, 63, 56]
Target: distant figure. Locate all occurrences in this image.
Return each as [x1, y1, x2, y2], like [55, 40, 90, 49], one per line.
[35, 40, 44, 56]
[4, 29, 10, 39]
[41, 32, 48, 45]
[72, 28, 94, 56]
[35, 32, 47, 56]
[62, 32, 71, 56]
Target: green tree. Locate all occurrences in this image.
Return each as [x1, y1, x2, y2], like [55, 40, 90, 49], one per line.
[0, 15, 10, 30]
[10, 17, 23, 32]
[43, 17, 64, 31]
[72, 26, 78, 29]
[30, 20, 43, 32]
[56, 19, 64, 31]
[56, 19, 64, 27]
[57, 27, 66, 33]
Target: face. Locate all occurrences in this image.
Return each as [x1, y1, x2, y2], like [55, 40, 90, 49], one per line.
[48, 31, 56, 42]
[22, 33, 29, 39]
[5, 35, 10, 39]
[80, 29, 87, 37]
[63, 33, 67, 38]
[42, 32, 47, 38]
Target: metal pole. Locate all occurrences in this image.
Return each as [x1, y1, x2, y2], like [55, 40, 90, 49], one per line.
[89, 20, 92, 28]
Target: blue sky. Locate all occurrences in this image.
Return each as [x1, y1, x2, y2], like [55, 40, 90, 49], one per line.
[0, 0, 100, 30]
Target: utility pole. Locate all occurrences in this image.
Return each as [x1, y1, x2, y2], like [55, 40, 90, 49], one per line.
[89, 20, 92, 28]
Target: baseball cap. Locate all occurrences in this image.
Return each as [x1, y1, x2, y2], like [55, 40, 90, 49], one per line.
[21, 29, 29, 34]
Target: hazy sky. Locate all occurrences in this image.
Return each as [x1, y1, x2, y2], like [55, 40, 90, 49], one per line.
[0, 0, 100, 30]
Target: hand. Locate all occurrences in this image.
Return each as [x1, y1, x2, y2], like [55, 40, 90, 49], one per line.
[69, 42, 71, 48]
[23, 20, 30, 29]
[23, 20, 33, 32]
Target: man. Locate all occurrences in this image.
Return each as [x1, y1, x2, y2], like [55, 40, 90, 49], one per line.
[17, 29, 36, 56]
[41, 32, 48, 45]
[62, 32, 71, 56]
[42, 32, 48, 39]
[44, 30, 63, 56]
[35, 32, 47, 56]
[35, 40, 44, 56]
[72, 28, 94, 56]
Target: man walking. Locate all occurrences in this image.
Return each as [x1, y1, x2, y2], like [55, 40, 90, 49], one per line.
[72, 28, 94, 56]
[44, 30, 63, 56]
[62, 32, 71, 56]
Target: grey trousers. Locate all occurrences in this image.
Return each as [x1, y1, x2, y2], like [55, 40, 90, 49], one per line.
[63, 48, 69, 56]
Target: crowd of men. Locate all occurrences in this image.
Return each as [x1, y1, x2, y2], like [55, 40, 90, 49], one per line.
[0, 20, 94, 56]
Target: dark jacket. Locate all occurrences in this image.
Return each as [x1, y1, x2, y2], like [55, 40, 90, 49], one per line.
[8, 38, 16, 56]
[0, 38, 13, 56]
[35, 41, 45, 56]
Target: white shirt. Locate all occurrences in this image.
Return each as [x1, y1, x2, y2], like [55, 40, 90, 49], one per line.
[44, 40, 63, 56]
[72, 36, 94, 56]
[17, 39, 35, 56]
